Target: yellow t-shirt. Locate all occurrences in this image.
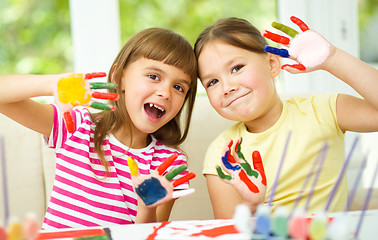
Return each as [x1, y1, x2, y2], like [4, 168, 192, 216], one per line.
[203, 93, 346, 214]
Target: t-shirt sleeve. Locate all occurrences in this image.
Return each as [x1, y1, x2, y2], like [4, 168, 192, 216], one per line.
[44, 104, 87, 149]
[311, 93, 344, 138]
[202, 134, 227, 176]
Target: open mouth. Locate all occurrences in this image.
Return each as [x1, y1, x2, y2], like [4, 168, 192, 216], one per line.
[144, 103, 166, 119]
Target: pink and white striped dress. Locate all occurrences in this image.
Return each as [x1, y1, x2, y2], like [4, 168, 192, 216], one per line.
[42, 105, 189, 230]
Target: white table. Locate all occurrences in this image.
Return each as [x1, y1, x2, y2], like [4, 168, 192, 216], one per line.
[38, 209, 378, 240]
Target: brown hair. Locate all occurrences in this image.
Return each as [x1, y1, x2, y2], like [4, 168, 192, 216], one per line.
[194, 17, 268, 60]
[93, 28, 197, 174]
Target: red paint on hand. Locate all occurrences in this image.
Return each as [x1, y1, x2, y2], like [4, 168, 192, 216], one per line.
[157, 153, 178, 175]
[290, 16, 309, 32]
[239, 171, 259, 193]
[84, 72, 106, 80]
[252, 151, 267, 186]
[263, 30, 290, 45]
[227, 140, 237, 163]
[282, 63, 306, 71]
[172, 172, 196, 187]
[63, 111, 75, 133]
[91, 92, 119, 100]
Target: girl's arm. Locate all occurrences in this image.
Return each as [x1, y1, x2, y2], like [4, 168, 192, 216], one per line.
[0, 74, 64, 136]
[264, 17, 378, 133]
[206, 174, 242, 219]
[135, 201, 157, 223]
[135, 200, 175, 223]
[322, 48, 378, 133]
[156, 199, 175, 222]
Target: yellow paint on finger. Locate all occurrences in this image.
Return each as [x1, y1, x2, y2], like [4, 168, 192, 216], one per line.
[127, 157, 138, 177]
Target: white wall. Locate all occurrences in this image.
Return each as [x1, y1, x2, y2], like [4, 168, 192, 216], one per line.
[69, 0, 121, 73]
[277, 0, 359, 96]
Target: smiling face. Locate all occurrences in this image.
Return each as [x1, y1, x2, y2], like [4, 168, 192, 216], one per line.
[198, 40, 282, 132]
[122, 57, 191, 136]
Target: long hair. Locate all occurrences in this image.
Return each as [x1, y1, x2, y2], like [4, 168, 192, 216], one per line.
[194, 17, 268, 60]
[93, 28, 197, 174]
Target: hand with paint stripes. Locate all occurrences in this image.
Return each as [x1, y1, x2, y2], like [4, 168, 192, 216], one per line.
[55, 72, 119, 133]
[263, 16, 332, 73]
[216, 138, 267, 211]
[128, 153, 196, 208]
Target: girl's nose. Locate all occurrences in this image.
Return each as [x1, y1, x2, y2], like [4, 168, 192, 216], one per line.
[156, 85, 171, 100]
[223, 80, 238, 96]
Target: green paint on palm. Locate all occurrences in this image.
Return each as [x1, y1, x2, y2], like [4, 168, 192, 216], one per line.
[236, 138, 246, 161]
[240, 162, 259, 178]
[90, 82, 118, 89]
[272, 22, 298, 38]
[236, 138, 259, 178]
[216, 166, 231, 180]
[90, 102, 112, 110]
[165, 165, 187, 181]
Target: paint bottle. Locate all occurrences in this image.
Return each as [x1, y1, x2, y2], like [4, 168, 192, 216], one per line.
[233, 204, 253, 239]
[0, 224, 7, 240]
[23, 212, 40, 240]
[326, 214, 349, 240]
[309, 212, 327, 240]
[254, 204, 271, 237]
[271, 206, 289, 238]
[7, 217, 23, 240]
[288, 209, 308, 239]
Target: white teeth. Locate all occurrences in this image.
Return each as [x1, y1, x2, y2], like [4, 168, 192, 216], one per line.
[155, 105, 164, 112]
[148, 103, 165, 112]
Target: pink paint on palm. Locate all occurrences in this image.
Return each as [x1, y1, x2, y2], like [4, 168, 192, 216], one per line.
[289, 30, 330, 68]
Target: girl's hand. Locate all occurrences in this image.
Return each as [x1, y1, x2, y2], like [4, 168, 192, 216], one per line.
[128, 154, 196, 208]
[54, 72, 119, 133]
[263, 16, 334, 73]
[216, 138, 267, 212]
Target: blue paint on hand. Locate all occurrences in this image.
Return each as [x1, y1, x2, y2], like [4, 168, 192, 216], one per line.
[222, 151, 241, 171]
[135, 177, 168, 206]
[264, 46, 290, 58]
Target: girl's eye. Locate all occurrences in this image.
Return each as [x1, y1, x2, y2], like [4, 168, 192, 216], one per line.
[173, 85, 184, 93]
[207, 79, 218, 88]
[231, 65, 244, 73]
[148, 74, 160, 81]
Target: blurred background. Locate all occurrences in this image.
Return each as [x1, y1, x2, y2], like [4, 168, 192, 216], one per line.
[1, 0, 377, 225]
[0, 0, 278, 75]
[0, 0, 376, 75]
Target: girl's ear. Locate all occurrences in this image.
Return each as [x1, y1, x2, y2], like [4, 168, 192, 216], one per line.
[268, 53, 281, 78]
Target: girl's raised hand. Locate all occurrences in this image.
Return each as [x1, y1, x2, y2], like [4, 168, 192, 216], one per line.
[263, 16, 333, 73]
[55, 72, 119, 133]
[216, 138, 267, 211]
[128, 154, 196, 208]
